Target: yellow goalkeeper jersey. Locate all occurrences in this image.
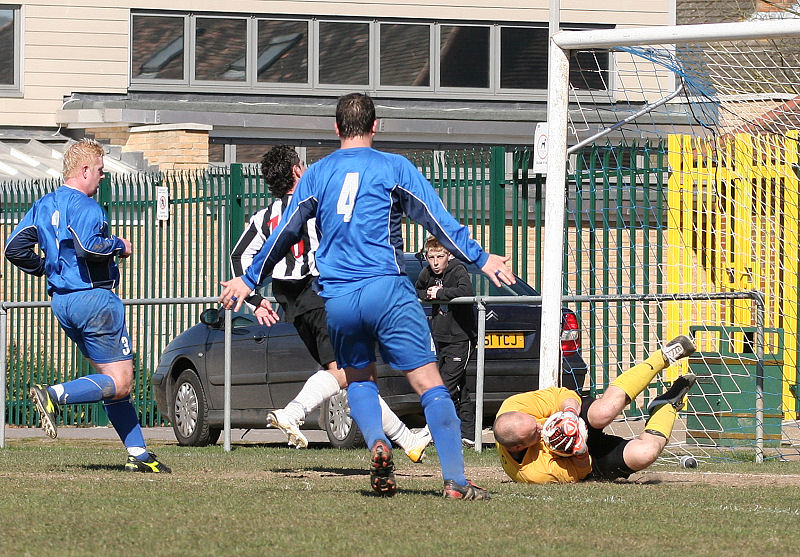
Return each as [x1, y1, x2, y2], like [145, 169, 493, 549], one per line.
[496, 387, 592, 483]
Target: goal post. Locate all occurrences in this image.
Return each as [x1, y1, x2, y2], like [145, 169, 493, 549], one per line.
[539, 16, 800, 462]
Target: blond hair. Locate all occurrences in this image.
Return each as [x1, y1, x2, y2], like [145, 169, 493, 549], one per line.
[424, 235, 449, 256]
[63, 139, 105, 179]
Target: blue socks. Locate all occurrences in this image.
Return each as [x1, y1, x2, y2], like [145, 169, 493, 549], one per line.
[347, 381, 389, 449]
[47, 376, 149, 461]
[48, 374, 116, 405]
[104, 396, 149, 460]
[421, 385, 467, 485]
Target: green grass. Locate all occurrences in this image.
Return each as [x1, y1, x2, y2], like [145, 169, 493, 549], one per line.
[2, 439, 800, 556]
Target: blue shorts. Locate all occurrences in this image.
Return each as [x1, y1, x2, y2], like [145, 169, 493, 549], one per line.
[323, 276, 436, 371]
[51, 289, 133, 364]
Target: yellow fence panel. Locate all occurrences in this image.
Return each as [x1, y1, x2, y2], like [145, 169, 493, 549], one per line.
[667, 132, 799, 418]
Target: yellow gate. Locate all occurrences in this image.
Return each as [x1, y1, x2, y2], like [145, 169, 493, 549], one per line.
[666, 132, 799, 418]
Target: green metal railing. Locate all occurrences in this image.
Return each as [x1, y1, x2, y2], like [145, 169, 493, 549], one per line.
[2, 143, 669, 425]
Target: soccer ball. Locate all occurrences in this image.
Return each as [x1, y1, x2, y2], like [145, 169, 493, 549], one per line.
[680, 455, 698, 469]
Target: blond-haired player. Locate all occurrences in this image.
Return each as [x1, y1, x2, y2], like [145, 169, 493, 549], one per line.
[5, 139, 170, 473]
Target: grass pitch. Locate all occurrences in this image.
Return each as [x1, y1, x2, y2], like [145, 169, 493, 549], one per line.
[2, 438, 800, 556]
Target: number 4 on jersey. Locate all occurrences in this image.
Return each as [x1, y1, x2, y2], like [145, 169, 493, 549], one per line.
[337, 172, 359, 223]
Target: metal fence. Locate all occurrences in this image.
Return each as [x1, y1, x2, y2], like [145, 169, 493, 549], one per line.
[1, 143, 673, 427]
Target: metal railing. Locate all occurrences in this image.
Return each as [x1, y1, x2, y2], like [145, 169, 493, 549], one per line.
[2, 290, 769, 460]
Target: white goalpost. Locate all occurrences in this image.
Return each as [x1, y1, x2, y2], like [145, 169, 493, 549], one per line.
[539, 13, 800, 463]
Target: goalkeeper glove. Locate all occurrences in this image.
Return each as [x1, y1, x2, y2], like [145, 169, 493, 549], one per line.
[542, 409, 588, 457]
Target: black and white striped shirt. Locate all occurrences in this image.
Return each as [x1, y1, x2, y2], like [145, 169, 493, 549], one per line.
[230, 195, 319, 306]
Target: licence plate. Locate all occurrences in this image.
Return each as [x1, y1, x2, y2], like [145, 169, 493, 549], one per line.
[484, 333, 525, 349]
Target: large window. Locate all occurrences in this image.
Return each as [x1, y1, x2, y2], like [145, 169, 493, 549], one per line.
[318, 21, 370, 85]
[379, 23, 431, 88]
[131, 14, 185, 81]
[0, 5, 20, 95]
[257, 19, 308, 84]
[130, 12, 611, 99]
[439, 25, 490, 89]
[501, 27, 548, 90]
[195, 17, 247, 82]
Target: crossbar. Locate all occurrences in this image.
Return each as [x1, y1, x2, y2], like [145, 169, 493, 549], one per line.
[554, 18, 800, 49]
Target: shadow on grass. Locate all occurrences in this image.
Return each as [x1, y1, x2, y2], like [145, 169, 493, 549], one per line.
[221, 442, 342, 451]
[73, 464, 125, 472]
[358, 488, 440, 497]
[272, 467, 366, 477]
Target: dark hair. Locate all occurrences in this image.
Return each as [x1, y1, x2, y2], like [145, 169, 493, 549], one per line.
[335, 93, 376, 139]
[260, 145, 301, 197]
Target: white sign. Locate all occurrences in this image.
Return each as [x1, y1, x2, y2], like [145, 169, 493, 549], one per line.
[533, 122, 548, 174]
[156, 186, 170, 221]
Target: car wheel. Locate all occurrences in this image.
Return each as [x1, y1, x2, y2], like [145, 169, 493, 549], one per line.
[321, 390, 365, 449]
[172, 368, 217, 446]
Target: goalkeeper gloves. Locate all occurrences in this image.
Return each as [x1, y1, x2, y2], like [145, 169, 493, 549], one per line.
[541, 409, 588, 457]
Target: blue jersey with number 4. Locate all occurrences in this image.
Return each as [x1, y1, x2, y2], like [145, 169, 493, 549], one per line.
[242, 147, 489, 298]
[4, 185, 126, 295]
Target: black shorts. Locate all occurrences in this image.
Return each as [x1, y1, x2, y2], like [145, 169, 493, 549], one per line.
[294, 306, 336, 368]
[579, 395, 636, 481]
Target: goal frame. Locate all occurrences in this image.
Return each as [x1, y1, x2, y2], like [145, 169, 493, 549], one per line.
[538, 17, 800, 393]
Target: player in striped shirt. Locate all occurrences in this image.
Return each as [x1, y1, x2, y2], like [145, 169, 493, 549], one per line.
[230, 145, 432, 461]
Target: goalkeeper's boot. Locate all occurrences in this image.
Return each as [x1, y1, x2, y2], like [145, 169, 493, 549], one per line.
[405, 426, 432, 463]
[647, 373, 697, 414]
[369, 439, 396, 497]
[125, 453, 172, 474]
[443, 479, 491, 501]
[661, 335, 696, 366]
[266, 409, 308, 449]
[30, 383, 59, 439]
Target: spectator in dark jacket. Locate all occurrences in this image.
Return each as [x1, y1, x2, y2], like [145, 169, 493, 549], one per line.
[415, 236, 477, 445]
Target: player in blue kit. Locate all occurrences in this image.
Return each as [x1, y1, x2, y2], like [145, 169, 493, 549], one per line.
[219, 93, 513, 499]
[4, 139, 170, 473]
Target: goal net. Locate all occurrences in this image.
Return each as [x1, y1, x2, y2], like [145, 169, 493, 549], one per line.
[543, 7, 800, 464]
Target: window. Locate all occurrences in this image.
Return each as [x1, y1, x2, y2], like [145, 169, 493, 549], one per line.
[379, 23, 431, 88]
[0, 5, 20, 94]
[194, 17, 247, 82]
[257, 19, 308, 84]
[439, 25, 490, 88]
[131, 14, 186, 81]
[318, 21, 370, 85]
[500, 27, 548, 90]
[129, 11, 613, 100]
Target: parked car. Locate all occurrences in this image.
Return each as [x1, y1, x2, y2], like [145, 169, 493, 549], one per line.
[152, 253, 587, 447]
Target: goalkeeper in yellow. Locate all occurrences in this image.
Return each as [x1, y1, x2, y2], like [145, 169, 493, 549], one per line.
[494, 336, 696, 483]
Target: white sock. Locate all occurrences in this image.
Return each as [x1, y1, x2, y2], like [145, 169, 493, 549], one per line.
[379, 396, 415, 450]
[127, 446, 148, 459]
[284, 370, 341, 422]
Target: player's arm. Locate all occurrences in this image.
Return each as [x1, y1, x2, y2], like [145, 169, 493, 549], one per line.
[395, 160, 513, 287]
[68, 203, 127, 262]
[4, 210, 45, 276]
[230, 212, 269, 309]
[221, 193, 317, 311]
[559, 394, 581, 415]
